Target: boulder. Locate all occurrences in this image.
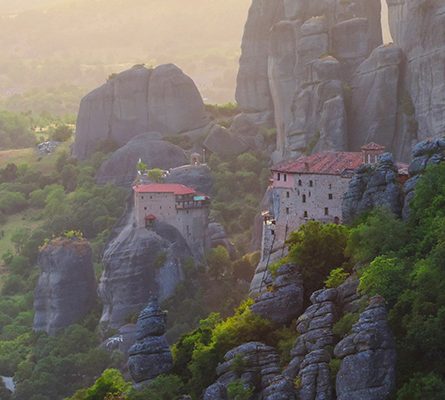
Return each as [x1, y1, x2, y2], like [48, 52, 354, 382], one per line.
[73, 64, 208, 160]
[128, 299, 173, 384]
[98, 220, 192, 330]
[251, 263, 304, 325]
[342, 153, 404, 223]
[96, 133, 187, 187]
[203, 124, 249, 158]
[204, 342, 295, 400]
[208, 222, 236, 258]
[33, 238, 96, 336]
[334, 296, 396, 400]
[165, 164, 213, 195]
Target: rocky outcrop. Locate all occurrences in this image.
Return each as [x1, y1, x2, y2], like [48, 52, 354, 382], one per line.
[165, 164, 213, 196]
[349, 44, 403, 151]
[334, 296, 396, 400]
[284, 288, 339, 400]
[343, 138, 445, 222]
[99, 220, 191, 330]
[73, 64, 209, 159]
[203, 124, 249, 158]
[387, 0, 445, 153]
[33, 238, 96, 336]
[204, 342, 295, 400]
[402, 137, 445, 219]
[128, 299, 173, 384]
[234, 0, 383, 161]
[96, 133, 187, 187]
[342, 153, 404, 223]
[251, 263, 304, 325]
[208, 222, 236, 257]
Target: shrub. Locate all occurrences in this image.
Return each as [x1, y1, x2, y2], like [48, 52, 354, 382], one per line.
[325, 268, 349, 288]
[49, 124, 73, 142]
[396, 373, 445, 400]
[227, 380, 254, 400]
[287, 222, 350, 300]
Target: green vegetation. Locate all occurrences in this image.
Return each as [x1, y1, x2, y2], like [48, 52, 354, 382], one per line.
[325, 268, 349, 289]
[287, 221, 351, 302]
[346, 164, 445, 395]
[209, 151, 269, 253]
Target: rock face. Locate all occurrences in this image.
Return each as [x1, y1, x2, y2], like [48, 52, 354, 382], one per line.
[73, 64, 208, 160]
[34, 238, 96, 336]
[402, 137, 445, 219]
[128, 299, 173, 384]
[334, 296, 396, 400]
[234, 0, 445, 161]
[343, 138, 445, 222]
[284, 288, 339, 400]
[342, 153, 404, 223]
[387, 0, 445, 152]
[165, 164, 213, 195]
[203, 124, 249, 158]
[251, 263, 304, 325]
[349, 44, 403, 151]
[96, 133, 187, 187]
[98, 219, 191, 330]
[204, 342, 295, 400]
[234, 0, 383, 161]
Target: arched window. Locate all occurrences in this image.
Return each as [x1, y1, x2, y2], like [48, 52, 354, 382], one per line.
[302, 194, 306, 203]
[298, 180, 302, 187]
[309, 180, 313, 187]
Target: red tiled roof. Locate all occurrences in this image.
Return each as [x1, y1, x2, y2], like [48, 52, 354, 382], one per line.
[133, 183, 196, 195]
[272, 152, 364, 175]
[361, 142, 385, 150]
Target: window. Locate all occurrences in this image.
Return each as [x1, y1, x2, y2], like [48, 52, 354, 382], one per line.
[329, 184, 332, 190]
[284, 174, 287, 182]
[309, 180, 313, 187]
[286, 191, 290, 198]
[286, 207, 289, 215]
[329, 194, 333, 200]
[277, 173, 281, 181]
[325, 207, 329, 216]
[309, 191, 311, 197]
[302, 194, 306, 203]
[144, 207, 147, 211]
[271, 230, 275, 235]
[298, 179, 302, 187]
[304, 211, 308, 218]
[141, 196, 144, 199]
[150, 196, 153, 199]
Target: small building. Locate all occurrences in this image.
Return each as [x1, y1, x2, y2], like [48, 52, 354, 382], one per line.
[260, 144, 408, 261]
[133, 183, 210, 254]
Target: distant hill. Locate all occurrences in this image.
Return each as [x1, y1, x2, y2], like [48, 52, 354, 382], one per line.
[0, 0, 251, 112]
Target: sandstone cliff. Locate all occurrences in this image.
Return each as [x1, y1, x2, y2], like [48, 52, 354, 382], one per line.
[73, 64, 209, 160]
[33, 238, 96, 336]
[234, 0, 445, 162]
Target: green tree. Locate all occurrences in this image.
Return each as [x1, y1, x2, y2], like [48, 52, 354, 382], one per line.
[207, 246, 231, 279]
[147, 168, 164, 183]
[287, 221, 350, 299]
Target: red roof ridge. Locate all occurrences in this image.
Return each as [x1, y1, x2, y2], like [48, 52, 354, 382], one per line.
[361, 142, 385, 150]
[133, 183, 197, 195]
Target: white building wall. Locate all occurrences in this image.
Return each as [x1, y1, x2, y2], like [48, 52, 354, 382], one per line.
[269, 173, 351, 249]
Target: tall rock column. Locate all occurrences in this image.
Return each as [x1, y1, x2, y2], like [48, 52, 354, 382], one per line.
[33, 237, 96, 336]
[128, 299, 173, 384]
[334, 296, 396, 400]
[387, 0, 445, 157]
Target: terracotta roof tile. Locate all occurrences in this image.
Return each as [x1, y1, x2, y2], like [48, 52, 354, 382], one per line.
[361, 142, 385, 150]
[133, 183, 196, 195]
[272, 152, 364, 175]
